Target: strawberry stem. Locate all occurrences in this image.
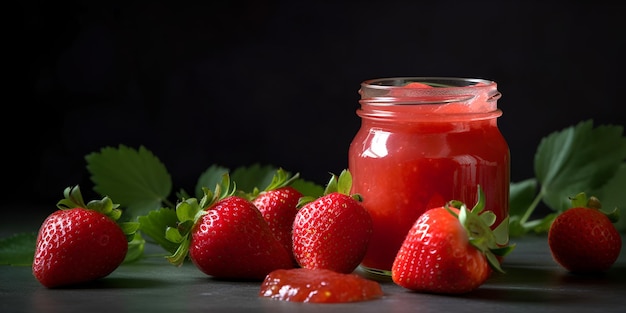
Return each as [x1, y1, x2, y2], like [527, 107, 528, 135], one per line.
[569, 192, 621, 223]
[518, 189, 545, 225]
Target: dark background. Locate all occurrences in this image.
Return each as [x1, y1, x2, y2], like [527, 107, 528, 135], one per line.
[7, 1, 626, 209]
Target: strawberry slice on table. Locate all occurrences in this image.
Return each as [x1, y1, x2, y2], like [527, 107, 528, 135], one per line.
[32, 185, 138, 288]
[548, 193, 622, 274]
[391, 186, 514, 294]
[165, 174, 294, 280]
[292, 169, 373, 274]
[251, 168, 303, 264]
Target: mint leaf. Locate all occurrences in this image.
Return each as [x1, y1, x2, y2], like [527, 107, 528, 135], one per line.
[0, 233, 36, 266]
[534, 120, 626, 212]
[85, 145, 174, 218]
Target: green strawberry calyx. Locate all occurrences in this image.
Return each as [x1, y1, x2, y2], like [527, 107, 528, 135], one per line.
[244, 168, 300, 200]
[569, 192, 620, 223]
[165, 173, 237, 266]
[296, 169, 362, 207]
[56, 185, 139, 242]
[445, 185, 515, 273]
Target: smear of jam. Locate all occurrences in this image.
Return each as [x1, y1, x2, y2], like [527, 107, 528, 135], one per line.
[259, 268, 384, 303]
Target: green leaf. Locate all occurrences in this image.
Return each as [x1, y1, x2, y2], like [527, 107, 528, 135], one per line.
[534, 120, 626, 212]
[123, 232, 146, 263]
[336, 169, 352, 195]
[569, 192, 589, 208]
[291, 178, 324, 198]
[509, 178, 538, 218]
[0, 233, 36, 266]
[175, 199, 201, 222]
[195, 164, 325, 201]
[137, 208, 180, 254]
[165, 227, 184, 243]
[493, 215, 510, 245]
[323, 172, 339, 195]
[195, 164, 230, 199]
[230, 164, 278, 194]
[592, 162, 626, 232]
[120, 221, 140, 242]
[531, 213, 558, 234]
[86, 145, 173, 218]
[125, 200, 169, 221]
[508, 216, 526, 238]
[166, 237, 191, 266]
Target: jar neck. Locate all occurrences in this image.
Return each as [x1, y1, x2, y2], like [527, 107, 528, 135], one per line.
[356, 107, 503, 123]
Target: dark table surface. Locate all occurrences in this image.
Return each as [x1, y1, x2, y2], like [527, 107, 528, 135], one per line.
[1, 211, 625, 313]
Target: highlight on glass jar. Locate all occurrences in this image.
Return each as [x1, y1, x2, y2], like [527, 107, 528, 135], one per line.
[348, 77, 510, 279]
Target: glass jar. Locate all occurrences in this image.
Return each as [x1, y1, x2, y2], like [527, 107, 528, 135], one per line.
[349, 77, 510, 278]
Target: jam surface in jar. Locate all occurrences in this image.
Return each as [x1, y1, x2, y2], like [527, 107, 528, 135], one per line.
[259, 268, 384, 303]
[349, 77, 510, 277]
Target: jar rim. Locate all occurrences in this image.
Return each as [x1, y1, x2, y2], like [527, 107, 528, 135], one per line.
[359, 77, 501, 106]
[358, 77, 501, 118]
[361, 77, 495, 89]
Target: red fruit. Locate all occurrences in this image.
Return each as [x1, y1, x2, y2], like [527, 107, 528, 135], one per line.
[548, 193, 622, 273]
[33, 186, 135, 288]
[292, 170, 373, 274]
[391, 186, 513, 294]
[259, 268, 383, 303]
[252, 169, 303, 261]
[191, 195, 294, 279]
[166, 175, 294, 280]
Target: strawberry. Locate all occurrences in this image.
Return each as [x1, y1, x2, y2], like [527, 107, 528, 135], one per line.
[391, 186, 514, 294]
[32, 185, 138, 288]
[251, 168, 303, 263]
[166, 174, 294, 280]
[292, 169, 373, 274]
[548, 193, 621, 273]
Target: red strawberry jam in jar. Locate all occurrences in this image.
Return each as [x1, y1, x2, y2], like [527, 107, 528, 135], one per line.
[349, 77, 510, 278]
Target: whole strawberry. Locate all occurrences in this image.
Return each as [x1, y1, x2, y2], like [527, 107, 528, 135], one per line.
[292, 169, 373, 274]
[548, 193, 621, 274]
[166, 174, 294, 280]
[33, 186, 137, 288]
[251, 168, 303, 262]
[391, 187, 514, 294]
